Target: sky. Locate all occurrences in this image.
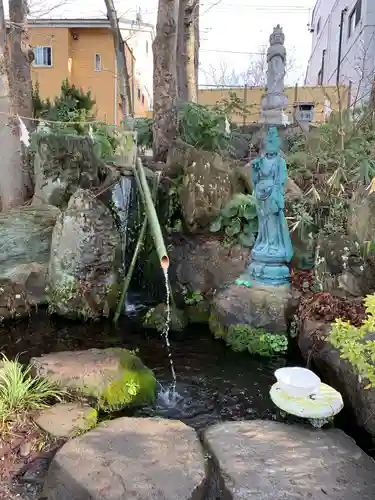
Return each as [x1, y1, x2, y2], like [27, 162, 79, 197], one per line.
[26, 0, 317, 86]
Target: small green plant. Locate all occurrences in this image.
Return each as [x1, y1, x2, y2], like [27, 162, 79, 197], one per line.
[210, 193, 258, 247]
[183, 289, 204, 306]
[329, 294, 375, 388]
[125, 379, 140, 397]
[0, 355, 65, 429]
[211, 318, 288, 357]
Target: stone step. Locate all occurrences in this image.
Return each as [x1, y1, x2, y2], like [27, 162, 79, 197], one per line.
[43, 417, 206, 500]
[41, 417, 375, 499]
[203, 420, 375, 499]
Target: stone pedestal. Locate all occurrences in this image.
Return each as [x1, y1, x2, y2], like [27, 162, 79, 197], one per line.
[210, 283, 292, 334]
[259, 93, 289, 126]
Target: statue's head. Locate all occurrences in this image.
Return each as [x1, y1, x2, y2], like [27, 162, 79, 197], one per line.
[270, 24, 285, 46]
[264, 127, 281, 154]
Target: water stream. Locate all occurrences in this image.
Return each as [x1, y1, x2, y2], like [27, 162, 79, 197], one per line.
[112, 176, 133, 268]
[158, 268, 178, 404]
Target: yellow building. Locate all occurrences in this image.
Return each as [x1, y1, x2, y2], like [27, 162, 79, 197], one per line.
[27, 18, 152, 124]
[198, 85, 349, 125]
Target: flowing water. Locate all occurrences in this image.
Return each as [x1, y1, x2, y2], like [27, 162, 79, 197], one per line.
[160, 268, 177, 398]
[112, 176, 133, 268]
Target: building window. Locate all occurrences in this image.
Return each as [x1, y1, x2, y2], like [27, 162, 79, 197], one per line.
[316, 17, 321, 35]
[137, 88, 141, 100]
[94, 53, 102, 72]
[33, 46, 52, 67]
[141, 94, 145, 105]
[348, 0, 362, 38]
[146, 40, 149, 54]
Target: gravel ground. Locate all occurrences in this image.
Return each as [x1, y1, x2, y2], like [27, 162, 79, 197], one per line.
[0, 481, 44, 500]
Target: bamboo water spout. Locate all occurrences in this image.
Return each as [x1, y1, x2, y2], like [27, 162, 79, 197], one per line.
[136, 157, 169, 269]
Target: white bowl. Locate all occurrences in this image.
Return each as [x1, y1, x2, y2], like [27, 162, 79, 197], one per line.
[274, 367, 321, 398]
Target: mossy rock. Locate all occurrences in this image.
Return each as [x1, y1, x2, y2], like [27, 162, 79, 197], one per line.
[31, 348, 157, 412]
[209, 312, 288, 357]
[143, 303, 188, 332]
[186, 300, 210, 324]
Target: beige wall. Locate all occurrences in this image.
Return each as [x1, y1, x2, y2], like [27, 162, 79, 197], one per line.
[198, 85, 349, 125]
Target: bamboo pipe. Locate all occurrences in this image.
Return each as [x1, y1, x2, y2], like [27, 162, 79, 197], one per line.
[136, 157, 169, 269]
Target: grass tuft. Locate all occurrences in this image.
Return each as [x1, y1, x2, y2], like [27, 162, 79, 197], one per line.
[0, 354, 66, 429]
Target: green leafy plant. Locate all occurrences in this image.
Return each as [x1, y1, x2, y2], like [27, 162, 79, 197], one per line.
[210, 193, 258, 247]
[225, 325, 288, 356]
[329, 294, 375, 389]
[0, 355, 65, 429]
[210, 315, 288, 357]
[179, 102, 229, 152]
[134, 117, 153, 149]
[33, 78, 96, 133]
[183, 289, 204, 306]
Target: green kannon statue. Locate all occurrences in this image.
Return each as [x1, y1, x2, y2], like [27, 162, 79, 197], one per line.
[237, 127, 293, 287]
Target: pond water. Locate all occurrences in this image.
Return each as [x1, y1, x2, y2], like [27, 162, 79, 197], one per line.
[1, 304, 372, 456]
[0, 306, 290, 432]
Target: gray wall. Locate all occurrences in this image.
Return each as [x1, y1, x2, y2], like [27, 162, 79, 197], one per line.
[305, 0, 375, 106]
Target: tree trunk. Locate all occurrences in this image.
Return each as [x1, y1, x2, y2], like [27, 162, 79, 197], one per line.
[9, 0, 34, 199]
[177, 0, 198, 103]
[9, 0, 33, 123]
[153, 0, 179, 162]
[104, 0, 133, 119]
[0, 0, 26, 210]
[194, 0, 199, 94]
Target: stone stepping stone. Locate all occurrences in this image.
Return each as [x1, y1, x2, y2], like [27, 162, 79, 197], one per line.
[35, 403, 97, 438]
[43, 417, 206, 499]
[204, 420, 375, 499]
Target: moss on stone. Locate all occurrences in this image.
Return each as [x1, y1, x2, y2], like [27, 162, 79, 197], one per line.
[72, 408, 98, 437]
[186, 301, 210, 324]
[98, 348, 157, 412]
[209, 313, 288, 357]
[143, 303, 188, 332]
[209, 312, 227, 340]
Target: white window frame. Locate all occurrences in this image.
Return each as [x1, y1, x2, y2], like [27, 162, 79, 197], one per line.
[33, 46, 53, 68]
[94, 53, 102, 72]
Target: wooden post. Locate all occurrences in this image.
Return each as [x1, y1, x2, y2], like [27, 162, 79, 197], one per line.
[243, 84, 248, 127]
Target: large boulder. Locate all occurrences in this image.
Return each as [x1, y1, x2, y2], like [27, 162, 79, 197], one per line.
[0, 205, 60, 319]
[48, 188, 120, 319]
[43, 417, 206, 500]
[166, 141, 238, 232]
[211, 283, 292, 334]
[169, 235, 249, 299]
[297, 318, 375, 440]
[31, 348, 156, 412]
[0, 263, 48, 321]
[204, 420, 375, 499]
[315, 232, 375, 297]
[209, 284, 293, 355]
[33, 134, 119, 209]
[169, 235, 249, 325]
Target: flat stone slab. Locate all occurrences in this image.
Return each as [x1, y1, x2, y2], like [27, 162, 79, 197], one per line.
[35, 403, 96, 438]
[44, 417, 206, 500]
[204, 420, 375, 499]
